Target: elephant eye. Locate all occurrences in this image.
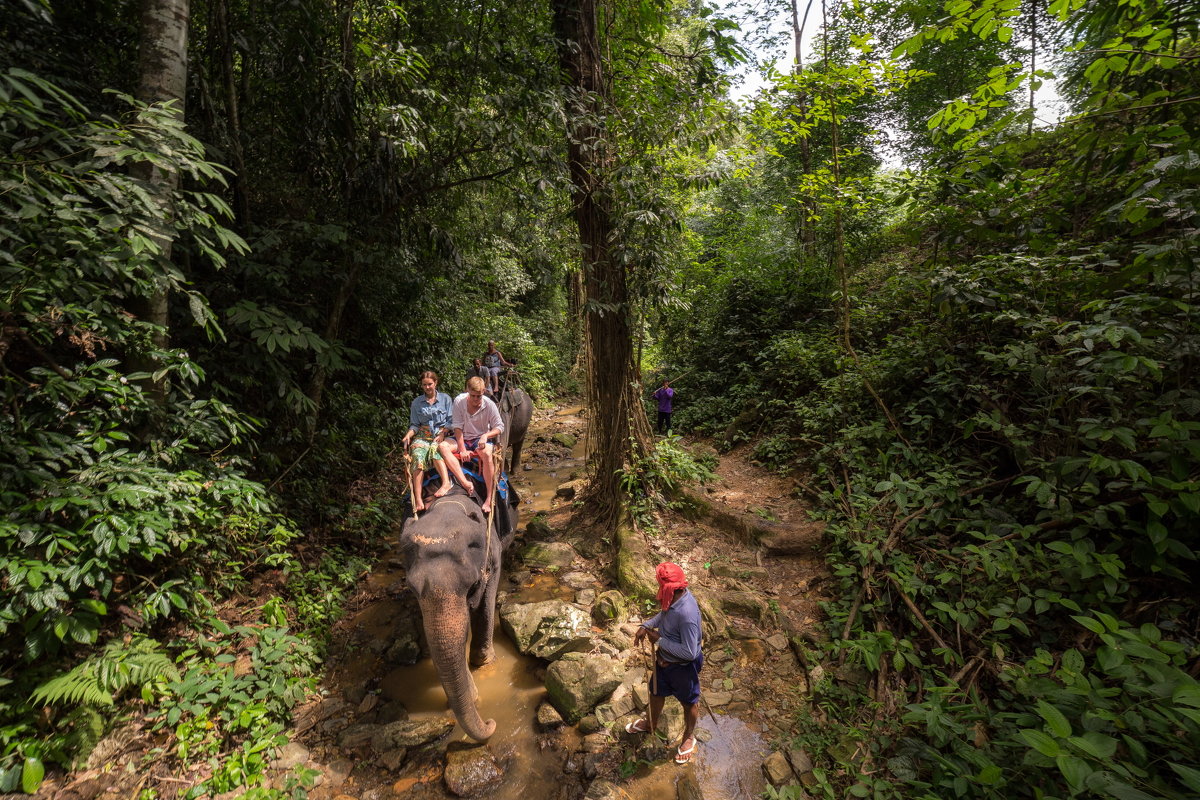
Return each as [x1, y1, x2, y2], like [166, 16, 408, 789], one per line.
[467, 540, 482, 550]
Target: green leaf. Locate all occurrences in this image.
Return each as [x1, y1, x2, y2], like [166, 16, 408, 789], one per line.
[1068, 731, 1117, 759]
[1036, 700, 1072, 738]
[1020, 728, 1061, 757]
[1169, 763, 1200, 793]
[21, 757, 44, 794]
[1173, 684, 1200, 708]
[1056, 755, 1092, 791]
[1073, 615, 1105, 634]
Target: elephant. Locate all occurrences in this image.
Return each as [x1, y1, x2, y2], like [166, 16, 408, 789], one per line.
[499, 387, 532, 473]
[398, 387, 531, 741]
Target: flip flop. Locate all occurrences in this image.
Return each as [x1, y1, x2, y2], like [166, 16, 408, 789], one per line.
[675, 738, 696, 765]
[624, 718, 651, 734]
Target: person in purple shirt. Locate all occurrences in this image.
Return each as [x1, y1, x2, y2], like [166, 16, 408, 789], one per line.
[652, 379, 674, 435]
[625, 562, 703, 764]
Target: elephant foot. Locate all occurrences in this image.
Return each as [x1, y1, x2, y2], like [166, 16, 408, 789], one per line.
[470, 648, 495, 668]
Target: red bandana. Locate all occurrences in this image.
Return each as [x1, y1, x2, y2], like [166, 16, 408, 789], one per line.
[655, 562, 688, 610]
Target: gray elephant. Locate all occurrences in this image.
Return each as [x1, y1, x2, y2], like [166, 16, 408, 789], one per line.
[399, 388, 530, 741]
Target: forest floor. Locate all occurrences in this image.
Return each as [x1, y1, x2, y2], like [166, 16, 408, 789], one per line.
[39, 403, 833, 800]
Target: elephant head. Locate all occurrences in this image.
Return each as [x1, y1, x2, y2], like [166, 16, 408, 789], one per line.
[400, 487, 505, 741]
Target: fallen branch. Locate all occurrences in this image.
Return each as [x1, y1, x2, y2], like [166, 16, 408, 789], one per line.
[886, 573, 955, 656]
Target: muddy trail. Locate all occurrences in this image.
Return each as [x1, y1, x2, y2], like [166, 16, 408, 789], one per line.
[288, 403, 831, 800]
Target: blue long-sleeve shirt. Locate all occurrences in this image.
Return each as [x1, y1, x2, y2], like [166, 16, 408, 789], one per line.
[642, 590, 702, 663]
[408, 392, 453, 437]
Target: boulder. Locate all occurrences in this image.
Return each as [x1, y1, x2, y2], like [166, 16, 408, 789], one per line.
[499, 600, 593, 660]
[536, 701, 564, 731]
[555, 479, 587, 500]
[443, 744, 503, 797]
[525, 516, 553, 540]
[552, 432, 578, 449]
[337, 724, 377, 750]
[762, 751, 795, 787]
[560, 570, 595, 590]
[521, 541, 577, 571]
[766, 634, 791, 652]
[545, 653, 625, 723]
[590, 590, 629, 626]
[370, 717, 454, 752]
[720, 591, 774, 624]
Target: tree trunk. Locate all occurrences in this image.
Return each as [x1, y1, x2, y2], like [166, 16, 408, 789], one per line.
[130, 0, 190, 412]
[551, 0, 652, 521]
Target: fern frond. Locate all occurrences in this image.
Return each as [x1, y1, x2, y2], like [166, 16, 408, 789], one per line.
[31, 636, 180, 708]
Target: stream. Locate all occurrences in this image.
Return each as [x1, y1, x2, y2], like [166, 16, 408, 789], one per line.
[309, 405, 770, 800]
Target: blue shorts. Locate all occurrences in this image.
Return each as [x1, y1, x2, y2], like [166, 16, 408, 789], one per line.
[464, 437, 493, 452]
[651, 652, 703, 706]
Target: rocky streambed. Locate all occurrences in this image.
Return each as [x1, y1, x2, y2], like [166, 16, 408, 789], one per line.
[280, 405, 831, 800]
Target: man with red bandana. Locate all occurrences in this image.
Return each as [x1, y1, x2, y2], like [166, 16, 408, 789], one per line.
[626, 562, 703, 764]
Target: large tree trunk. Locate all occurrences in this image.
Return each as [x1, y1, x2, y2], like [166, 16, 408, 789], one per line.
[551, 0, 652, 521]
[130, 0, 190, 412]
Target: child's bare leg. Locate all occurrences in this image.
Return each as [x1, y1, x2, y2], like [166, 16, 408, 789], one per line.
[411, 469, 426, 511]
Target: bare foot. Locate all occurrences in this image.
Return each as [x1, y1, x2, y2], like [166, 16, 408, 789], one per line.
[434, 483, 452, 497]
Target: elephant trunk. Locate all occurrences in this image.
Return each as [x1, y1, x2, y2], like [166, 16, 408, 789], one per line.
[419, 590, 496, 741]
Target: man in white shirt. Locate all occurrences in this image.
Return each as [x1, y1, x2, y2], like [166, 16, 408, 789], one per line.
[442, 376, 506, 514]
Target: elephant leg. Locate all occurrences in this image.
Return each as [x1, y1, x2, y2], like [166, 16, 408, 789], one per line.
[469, 559, 501, 667]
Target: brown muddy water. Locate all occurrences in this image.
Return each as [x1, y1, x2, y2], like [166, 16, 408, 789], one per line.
[322, 404, 769, 799]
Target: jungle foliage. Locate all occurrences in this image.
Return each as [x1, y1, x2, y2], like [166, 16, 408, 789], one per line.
[660, 0, 1200, 798]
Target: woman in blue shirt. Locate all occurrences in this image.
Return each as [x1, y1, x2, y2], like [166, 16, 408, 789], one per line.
[401, 371, 455, 511]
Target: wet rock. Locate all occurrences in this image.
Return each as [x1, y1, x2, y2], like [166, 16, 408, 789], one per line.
[384, 632, 421, 665]
[374, 699, 410, 725]
[590, 590, 629, 626]
[443, 744, 503, 796]
[371, 717, 455, 752]
[521, 541, 577, 571]
[379, 748, 407, 771]
[509, 569, 532, 586]
[545, 652, 625, 723]
[788, 748, 814, 776]
[767, 634, 791, 652]
[583, 752, 604, 778]
[500, 599, 593, 660]
[577, 713, 603, 734]
[608, 683, 636, 718]
[677, 769, 704, 800]
[269, 741, 310, 770]
[763, 751, 795, 786]
[561, 570, 595, 590]
[582, 779, 630, 800]
[337, 724, 378, 750]
[552, 433, 578, 449]
[581, 732, 609, 753]
[537, 701, 565, 731]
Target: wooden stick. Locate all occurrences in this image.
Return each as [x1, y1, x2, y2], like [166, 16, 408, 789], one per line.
[886, 573, 954, 655]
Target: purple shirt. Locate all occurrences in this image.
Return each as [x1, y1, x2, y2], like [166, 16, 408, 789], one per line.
[654, 386, 674, 413]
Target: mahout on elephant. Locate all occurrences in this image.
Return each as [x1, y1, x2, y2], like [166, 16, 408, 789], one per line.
[398, 386, 531, 741]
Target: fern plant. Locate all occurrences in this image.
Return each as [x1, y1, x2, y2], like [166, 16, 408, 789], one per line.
[31, 636, 179, 708]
